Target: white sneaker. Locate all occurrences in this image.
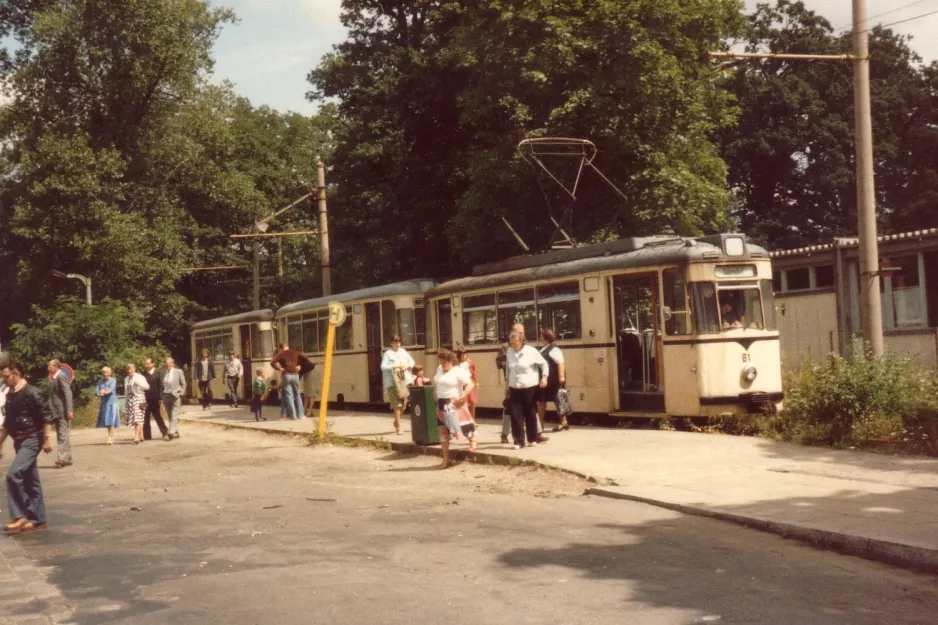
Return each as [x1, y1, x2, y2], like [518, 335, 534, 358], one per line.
[527, 441, 537, 447]
[511, 444, 520, 450]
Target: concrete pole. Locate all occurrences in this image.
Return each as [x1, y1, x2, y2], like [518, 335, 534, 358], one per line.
[252, 238, 260, 311]
[317, 159, 332, 297]
[81, 277, 92, 306]
[852, 0, 884, 357]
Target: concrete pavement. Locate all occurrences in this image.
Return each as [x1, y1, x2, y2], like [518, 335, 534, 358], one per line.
[180, 404, 938, 574]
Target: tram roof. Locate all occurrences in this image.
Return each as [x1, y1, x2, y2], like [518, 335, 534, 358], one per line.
[191, 309, 275, 330]
[276, 279, 438, 316]
[426, 236, 769, 298]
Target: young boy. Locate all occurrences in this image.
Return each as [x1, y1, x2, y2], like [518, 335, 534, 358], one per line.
[412, 365, 432, 386]
[251, 369, 267, 422]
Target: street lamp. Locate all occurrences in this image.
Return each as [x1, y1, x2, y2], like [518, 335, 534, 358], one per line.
[51, 270, 92, 306]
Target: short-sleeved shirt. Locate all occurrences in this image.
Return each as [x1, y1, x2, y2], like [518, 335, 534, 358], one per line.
[433, 365, 471, 400]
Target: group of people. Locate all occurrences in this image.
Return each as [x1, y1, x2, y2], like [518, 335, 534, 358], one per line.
[378, 322, 571, 469]
[93, 357, 187, 445]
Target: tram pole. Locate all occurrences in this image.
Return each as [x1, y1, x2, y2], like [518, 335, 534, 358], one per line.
[852, 0, 884, 358]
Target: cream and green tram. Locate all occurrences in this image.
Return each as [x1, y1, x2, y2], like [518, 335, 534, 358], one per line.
[274, 280, 437, 405]
[423, 234, 783, 418]
[190, 309, 278, 403]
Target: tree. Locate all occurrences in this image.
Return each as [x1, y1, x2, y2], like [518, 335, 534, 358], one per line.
[721, 0, 938, 249]
[309, 0, 744, 280]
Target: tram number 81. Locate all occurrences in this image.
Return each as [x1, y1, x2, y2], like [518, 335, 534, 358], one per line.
[741, 353, 750, 362]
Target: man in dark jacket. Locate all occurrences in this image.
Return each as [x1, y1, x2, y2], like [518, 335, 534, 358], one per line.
[0, 362, 55, 533]
[48, 360, 73, 467]
[142, 358, 168, 441]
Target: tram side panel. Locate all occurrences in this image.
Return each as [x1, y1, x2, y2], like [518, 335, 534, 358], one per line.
[661, 343, 701, 416]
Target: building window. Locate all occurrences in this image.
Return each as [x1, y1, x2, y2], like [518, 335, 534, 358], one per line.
[814, 265, 835, 289]
[886, 255, 924, 328]
[786, 267, 811, 291]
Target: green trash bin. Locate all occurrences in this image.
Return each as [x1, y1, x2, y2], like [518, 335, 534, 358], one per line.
[409, 385, 439, 445]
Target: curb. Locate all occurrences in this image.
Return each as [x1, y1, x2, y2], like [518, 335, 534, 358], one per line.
[181, 418, 610, 484]
[586, 486, 938, 576]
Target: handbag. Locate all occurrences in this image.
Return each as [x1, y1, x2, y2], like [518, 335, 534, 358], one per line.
[555, 388, 574, 418]
[393, 369, 410, 404]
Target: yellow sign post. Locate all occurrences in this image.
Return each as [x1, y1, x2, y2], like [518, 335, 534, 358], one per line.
[317, 301, 346, 438]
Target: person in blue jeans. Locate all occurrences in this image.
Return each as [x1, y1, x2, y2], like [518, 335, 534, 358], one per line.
[270, 343, 314, 420]
[0, 362, 56, 533]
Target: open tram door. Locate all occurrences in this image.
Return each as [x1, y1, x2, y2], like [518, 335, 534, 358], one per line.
[364, 302, 384, 402]
[239, 323, 252, 402]
[612, 274, 665, 413]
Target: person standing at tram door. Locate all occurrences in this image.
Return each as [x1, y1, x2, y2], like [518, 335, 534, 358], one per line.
[195, 349, 215, 410]
[506, 331, 549, 449]
[380, 335, 415, 435]
[536, 329, 569, 432]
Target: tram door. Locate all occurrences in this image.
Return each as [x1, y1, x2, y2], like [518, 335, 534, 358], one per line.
[364, 302, 383, 402]
[239, 324, 252, 401]
[613, 274, 665, 412]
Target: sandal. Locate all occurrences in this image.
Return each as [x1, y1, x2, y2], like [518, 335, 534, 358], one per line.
[552, 424, 570, 432]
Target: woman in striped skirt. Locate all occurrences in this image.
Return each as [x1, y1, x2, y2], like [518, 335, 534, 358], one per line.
[124, 364, 150, 445]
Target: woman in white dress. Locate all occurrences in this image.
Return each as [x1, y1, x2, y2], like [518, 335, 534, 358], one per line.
[124, 364, 150, 444]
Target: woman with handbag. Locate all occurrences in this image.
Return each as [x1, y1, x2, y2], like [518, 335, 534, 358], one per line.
[536, 329, 570, 432]
[380, 335, 415, 435]
[433, 349, 476, 468]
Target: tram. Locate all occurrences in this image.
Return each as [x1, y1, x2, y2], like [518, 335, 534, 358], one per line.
[423, 234, 783, 418]
[274, 279, 437, 404]
[190, 309, 278, 404]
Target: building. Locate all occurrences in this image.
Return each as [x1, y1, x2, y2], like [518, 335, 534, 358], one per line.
[770, 228, 938, 369]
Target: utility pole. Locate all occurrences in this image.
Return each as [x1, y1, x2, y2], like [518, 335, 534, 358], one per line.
[852, 0, 884, 357]
[252, 238, 261, 311]
[317, 159, 332, 297]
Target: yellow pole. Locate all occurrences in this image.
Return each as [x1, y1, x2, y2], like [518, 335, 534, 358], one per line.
[317, 323, 336, 437]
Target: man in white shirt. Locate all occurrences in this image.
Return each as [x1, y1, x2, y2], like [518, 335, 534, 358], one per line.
[224, 351, 244, 408]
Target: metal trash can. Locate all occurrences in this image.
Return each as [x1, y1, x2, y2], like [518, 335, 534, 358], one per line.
[409, 385, 439, 445]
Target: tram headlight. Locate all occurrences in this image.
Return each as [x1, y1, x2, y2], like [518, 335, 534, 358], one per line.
[742, 366, 758, 382]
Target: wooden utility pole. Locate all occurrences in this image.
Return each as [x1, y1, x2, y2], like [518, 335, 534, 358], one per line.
[710, 0, 885, 356]
[852, 0, 884, 357]
[317, 159, 332, 297]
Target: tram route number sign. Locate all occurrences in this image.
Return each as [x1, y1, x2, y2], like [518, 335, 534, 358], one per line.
[327, 301, 347, 327]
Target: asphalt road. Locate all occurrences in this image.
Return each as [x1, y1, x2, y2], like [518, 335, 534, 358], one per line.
[3, 423, 937, 625]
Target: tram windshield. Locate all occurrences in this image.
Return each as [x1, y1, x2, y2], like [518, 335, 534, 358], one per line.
[690, 281, 773, 333]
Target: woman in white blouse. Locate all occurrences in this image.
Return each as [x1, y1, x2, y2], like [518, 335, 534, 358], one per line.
[505, 330, 548, 449]
[124, 364, 150, 445]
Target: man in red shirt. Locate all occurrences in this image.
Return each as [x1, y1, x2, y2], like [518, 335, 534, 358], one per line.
[271, 343, 314, 420]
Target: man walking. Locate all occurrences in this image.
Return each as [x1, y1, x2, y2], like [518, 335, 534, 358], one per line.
[47, 360, 73, 467]
[194, 348, 215, 410]
[142, 358, 168, 441]
[0, 362, 55, 532]
[225, 351, 244, 408]
[161, 357, 187, 440]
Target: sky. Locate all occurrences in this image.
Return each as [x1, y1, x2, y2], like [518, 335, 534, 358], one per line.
[210, 0, 938, 116]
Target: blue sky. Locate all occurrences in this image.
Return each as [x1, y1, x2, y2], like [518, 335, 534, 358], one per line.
[210, 0, 938, 116]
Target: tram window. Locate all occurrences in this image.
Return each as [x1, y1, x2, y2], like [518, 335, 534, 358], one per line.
[690, 283, 720, 334]
[498, 288, 536, 341]
[437, 299, 453, 347]
[381, 300, 397, 345]
[302, 313, 320, 354]
[398, 308, 417, 346]
[716, 285, 765, 331]
[336, 307, 353, 350]
[288, 318, 303, 352]
[318, 316, 328, 351]
[662, 270, 691, 335]
[536, 282, 581, 340]
[414, 306, 426, 346]
[761, 280, 778, 331]
[463, 293, 498, 345]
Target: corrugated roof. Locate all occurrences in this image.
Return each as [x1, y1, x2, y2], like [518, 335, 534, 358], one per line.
[770, 228, 938, 257]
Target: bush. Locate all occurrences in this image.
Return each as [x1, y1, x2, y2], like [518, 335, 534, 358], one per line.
[779, 347, 938, 452]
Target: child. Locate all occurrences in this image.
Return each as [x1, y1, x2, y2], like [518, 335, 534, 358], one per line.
[251, 369, 267, 422]
[412, 364, 432, 387]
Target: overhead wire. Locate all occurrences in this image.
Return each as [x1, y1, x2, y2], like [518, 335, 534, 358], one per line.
[833, 0, 930, 32]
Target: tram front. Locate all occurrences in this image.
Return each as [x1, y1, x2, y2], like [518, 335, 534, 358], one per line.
[661, 236, 784, 418]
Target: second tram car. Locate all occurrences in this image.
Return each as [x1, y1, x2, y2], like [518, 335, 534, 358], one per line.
[274, 279, 437, 404]
[424, 234, 783, 418]
[190, 309, 278, 404]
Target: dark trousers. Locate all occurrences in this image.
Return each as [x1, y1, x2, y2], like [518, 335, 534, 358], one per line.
[199, 381, 212, 408]
[226, 376, 239, 406]
[509, 386, 540, 445]
[7, 434, 46, 525]
[143, 396, 168, 439]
